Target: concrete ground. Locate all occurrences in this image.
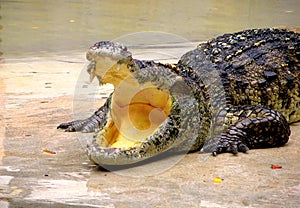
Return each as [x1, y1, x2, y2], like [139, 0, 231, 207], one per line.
[0, 54, 300, 208]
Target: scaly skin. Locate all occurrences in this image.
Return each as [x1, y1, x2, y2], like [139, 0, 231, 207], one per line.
[58, 28, 299, 166]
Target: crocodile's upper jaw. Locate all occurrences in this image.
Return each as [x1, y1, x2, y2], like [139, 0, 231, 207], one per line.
[87, 56, 133, 87]
[86, 40, 133, 86]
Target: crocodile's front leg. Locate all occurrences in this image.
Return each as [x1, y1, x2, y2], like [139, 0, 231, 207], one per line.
[202, 106, 291, 155]
[57, 95, 111, 133]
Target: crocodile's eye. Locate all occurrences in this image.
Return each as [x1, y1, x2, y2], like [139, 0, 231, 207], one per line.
[129, 66, 135, 73]
[126, 63, 136, 73]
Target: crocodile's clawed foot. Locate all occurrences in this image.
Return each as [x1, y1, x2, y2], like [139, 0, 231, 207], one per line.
[57, 120, 87, 132]
[57, 123, 75, 132]
[201, 132, 250, 156]
[210, 134, 250, 156]
[202, 106, 290, 156]
[58, 97, 109, 133]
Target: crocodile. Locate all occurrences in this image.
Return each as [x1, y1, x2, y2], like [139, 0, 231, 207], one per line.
[58, 28, 300, 166]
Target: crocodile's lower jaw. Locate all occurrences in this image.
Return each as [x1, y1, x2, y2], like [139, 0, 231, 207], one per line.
[97, 77, 173, 150]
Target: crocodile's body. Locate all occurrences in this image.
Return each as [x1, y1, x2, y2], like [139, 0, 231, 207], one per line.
[58, 28, 300, 166]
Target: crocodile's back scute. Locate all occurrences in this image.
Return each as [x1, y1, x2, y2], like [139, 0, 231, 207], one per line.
[178, 28, 300, 123]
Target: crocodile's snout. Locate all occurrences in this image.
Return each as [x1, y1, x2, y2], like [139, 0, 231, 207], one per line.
[86, 41, 135, 85]
[86, 41, 132, 62]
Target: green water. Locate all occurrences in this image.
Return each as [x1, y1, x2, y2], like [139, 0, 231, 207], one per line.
[0, 0, 299, 59]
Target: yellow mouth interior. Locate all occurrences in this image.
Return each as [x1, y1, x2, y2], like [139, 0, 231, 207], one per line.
[101, 86, 172, 149]
[93, 61, 173, 149]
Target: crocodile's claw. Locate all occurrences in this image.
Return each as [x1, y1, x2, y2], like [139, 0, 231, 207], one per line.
[201, 134, 249, 156]
[57, 120, 87, 132]
[209, 134, 250, 156]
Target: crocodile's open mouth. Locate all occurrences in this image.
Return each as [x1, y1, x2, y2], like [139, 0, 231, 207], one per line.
[94, 62, 173, 150]
[102, 87, 172, 149]
[83, 41, 190, 165]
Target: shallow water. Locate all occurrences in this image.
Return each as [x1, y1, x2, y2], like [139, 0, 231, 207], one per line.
[0, 0, 299, 59]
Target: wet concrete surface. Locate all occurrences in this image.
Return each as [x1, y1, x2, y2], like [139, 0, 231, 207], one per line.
[0, 57, 300, 208]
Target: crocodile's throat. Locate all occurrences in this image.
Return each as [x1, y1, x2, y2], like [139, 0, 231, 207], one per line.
[94, 62, 173, 150]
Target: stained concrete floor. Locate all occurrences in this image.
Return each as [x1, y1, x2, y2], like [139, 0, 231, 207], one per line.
[0, 54, 300, 208]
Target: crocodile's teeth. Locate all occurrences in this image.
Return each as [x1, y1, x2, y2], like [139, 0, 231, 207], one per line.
[116, 63, 121, 70]
[89, 73, 96, 83]
[139, 83, 144, 89]
[96, 76, 102, 85]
